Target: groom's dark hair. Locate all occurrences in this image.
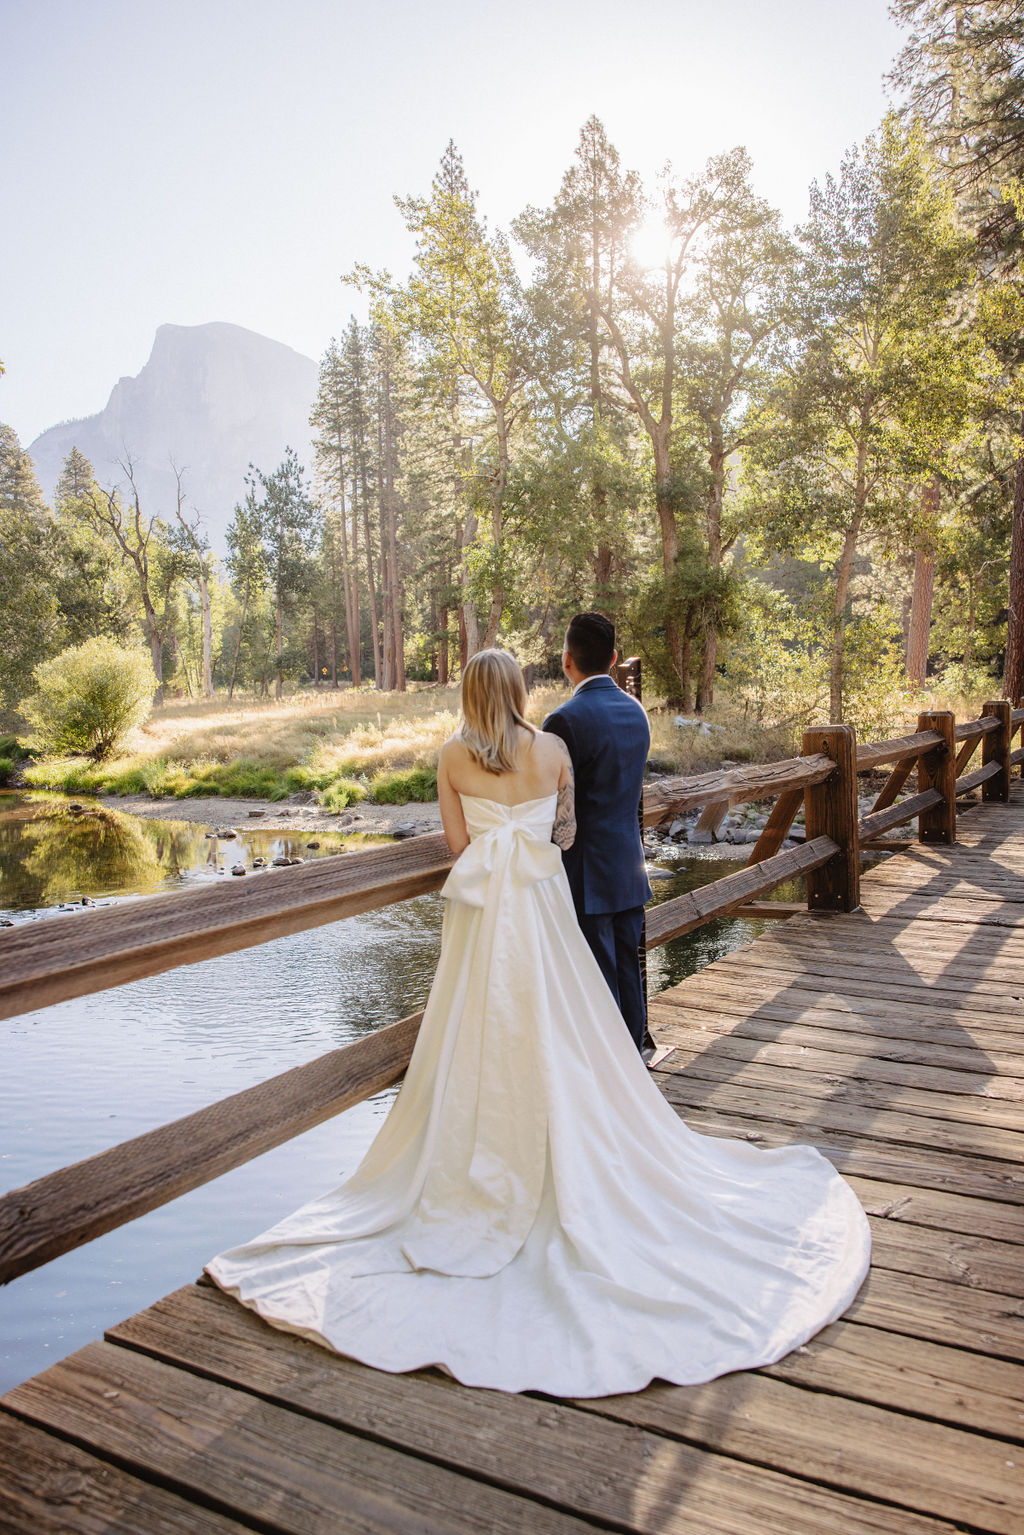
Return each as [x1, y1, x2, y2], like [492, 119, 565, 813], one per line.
[566, 612, 615, 676]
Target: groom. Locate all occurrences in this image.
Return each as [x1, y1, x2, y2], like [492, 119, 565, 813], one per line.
[543, 612, 653, 1055]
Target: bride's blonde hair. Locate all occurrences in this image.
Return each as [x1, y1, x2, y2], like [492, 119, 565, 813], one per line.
[458, 648, 534, 774]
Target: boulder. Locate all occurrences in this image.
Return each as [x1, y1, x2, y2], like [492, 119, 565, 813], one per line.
[230, 865, 246, 876]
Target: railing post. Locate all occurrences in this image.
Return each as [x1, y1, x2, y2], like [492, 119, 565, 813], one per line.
[801, 724, 860, 912]
[982, 699, 1012, 803]
[917, 710, 956, 843]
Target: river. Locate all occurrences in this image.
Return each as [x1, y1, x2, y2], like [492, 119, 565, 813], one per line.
[0, 791, 794, 1392]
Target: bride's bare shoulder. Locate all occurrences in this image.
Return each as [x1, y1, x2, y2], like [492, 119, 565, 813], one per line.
[533, 729, 568, 763]
[440, 733, 468, 760]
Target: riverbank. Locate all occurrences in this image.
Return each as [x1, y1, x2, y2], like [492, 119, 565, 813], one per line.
[111, 791, 444, 836]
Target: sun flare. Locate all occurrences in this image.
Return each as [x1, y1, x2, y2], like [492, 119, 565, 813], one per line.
[630, 215, 672, 270]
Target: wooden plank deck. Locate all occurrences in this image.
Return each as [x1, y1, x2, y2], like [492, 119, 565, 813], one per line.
[2, 787, 1023, 1534]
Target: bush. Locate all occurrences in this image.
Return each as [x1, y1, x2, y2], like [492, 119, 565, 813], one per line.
[369, 765, 438, 804]
[21, 639, 155, 762]
[0, 734, 31, 786]
[321, 776, 365, 811]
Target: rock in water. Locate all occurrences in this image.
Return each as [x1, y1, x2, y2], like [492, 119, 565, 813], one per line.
[230, 865, 246, 876]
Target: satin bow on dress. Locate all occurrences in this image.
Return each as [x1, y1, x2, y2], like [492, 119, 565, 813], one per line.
[207, 790, 871, 1398]
[439, 794, 563, 908]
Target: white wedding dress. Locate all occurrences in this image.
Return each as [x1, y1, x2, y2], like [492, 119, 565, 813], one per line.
[207, 793, 871, 1397]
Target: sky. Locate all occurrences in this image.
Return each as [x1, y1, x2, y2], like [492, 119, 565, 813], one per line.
[2, 0, 905, 448]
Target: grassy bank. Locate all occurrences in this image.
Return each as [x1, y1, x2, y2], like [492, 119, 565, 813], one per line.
[12, 679, 988, 806]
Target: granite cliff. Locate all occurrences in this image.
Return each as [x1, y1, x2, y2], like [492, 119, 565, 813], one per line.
[28, 322, 318, 548]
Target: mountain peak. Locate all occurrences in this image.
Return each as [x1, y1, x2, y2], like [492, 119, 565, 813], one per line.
[27, 322, 318, 548]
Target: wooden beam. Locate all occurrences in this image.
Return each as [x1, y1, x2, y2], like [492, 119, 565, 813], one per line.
[0, 1011, 423, 1285]
[855, 729, 943, 771]
[733, 901, 805, 919]
[954, 713, 1000, 741]
[859, 789, 944, 843]
[868, 755, 916, 816]
[645, 837, 838, 948]
[955, 761, 1003, 797]
[0, 834, 453, 1023]
[641, 754, 835, 827]
[745, 789, 803, 867]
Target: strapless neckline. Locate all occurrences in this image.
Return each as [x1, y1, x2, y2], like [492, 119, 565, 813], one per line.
[458, 791, 558, 810]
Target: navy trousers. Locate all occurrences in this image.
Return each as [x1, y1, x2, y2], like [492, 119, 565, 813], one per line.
[576, 905, 647, 1053]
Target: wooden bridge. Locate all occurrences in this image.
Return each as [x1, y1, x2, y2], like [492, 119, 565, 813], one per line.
[1, 704, 1022, 1534]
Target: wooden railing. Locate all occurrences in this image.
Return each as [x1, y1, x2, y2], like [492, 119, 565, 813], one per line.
[1, 701, 1022, 1287]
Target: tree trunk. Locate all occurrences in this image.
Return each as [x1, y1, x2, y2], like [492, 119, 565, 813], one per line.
[829, 518, 862, 723]
[198, 573, 214, 698]
[143, 602, 164, 708]
[905, 548, 935, 685]
[459, 503, 480, 659]
[653, 428, 685, 701]
[679, 625, 693, 714]
[1004, 434, 1024, 705]
[438, 602, 449, 685]
[695, 433, 727, 713]
[361, 490, 382, 688]
[695, 629, 717, 714]
[228, 583, 249, 700]
[275, 594, 284, 700]
[382, 362, 405, 690]
[341, 486, 361, 686]
[905, 478, 938, 687]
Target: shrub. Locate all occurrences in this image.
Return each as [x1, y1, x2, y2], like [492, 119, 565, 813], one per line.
[21, 639, 155, 762]
[369, 765, 438, 804]
[0, 734, 32, 785]
[321, 776, 365, 811]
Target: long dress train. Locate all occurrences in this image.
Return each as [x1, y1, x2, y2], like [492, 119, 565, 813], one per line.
[206, 792, 871, 1398]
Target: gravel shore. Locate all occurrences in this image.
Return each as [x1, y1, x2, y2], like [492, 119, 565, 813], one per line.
[108, 793, 444, 838]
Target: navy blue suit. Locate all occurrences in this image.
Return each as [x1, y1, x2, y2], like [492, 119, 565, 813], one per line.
[543, 675, 652, 1051]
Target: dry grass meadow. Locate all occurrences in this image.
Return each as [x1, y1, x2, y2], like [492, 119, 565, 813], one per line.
[14, 675, 995, 805]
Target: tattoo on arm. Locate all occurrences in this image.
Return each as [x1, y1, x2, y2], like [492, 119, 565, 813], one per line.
[552, 776, 576, 850]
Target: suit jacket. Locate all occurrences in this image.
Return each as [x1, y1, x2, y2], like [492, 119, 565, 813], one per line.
[542, 674, 652, 916]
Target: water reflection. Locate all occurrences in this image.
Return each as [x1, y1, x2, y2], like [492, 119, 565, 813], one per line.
[0, 792, 393, 916]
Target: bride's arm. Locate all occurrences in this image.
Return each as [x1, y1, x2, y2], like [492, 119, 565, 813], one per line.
[437, 740, 470, 857]
[551, 740, 576, 851]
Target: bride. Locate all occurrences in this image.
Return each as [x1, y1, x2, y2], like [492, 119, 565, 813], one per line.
[207, 649, 870, 1398]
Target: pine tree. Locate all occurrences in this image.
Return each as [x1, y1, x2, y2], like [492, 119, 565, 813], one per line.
[749, 119, 981, 720]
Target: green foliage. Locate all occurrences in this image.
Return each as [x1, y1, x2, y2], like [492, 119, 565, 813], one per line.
[369, 765, 438, 804]
[720, 581, 828, 728]
[0, 734, 32, 787]
[21, 639, 155, 761]
[626, 536, 743, 701]
[320, 777, 366, 811]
